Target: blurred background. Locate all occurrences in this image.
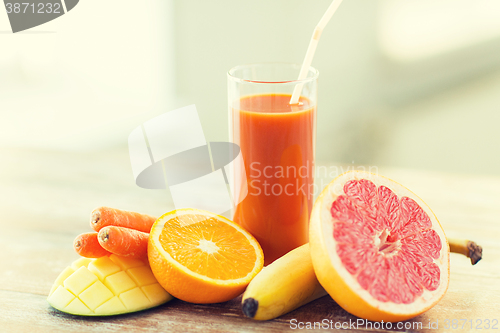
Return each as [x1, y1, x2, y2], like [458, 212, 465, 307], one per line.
[1, 0, 500, 176]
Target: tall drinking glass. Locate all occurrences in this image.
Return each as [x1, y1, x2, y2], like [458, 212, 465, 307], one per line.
[228, 63, 318, 265]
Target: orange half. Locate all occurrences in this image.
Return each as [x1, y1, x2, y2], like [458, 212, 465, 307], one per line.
[148, 208, 264, 303]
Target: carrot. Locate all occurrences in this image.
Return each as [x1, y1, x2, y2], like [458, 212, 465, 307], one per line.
[74, 232, 112, 258]
[98, 226, 149, 259]
[90, 207, 157, 233]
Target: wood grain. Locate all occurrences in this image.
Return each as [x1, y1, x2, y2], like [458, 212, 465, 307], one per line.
[1, 147, 499, 332]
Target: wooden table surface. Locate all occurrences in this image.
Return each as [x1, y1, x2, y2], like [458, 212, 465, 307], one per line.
[1, 147, 499, 332]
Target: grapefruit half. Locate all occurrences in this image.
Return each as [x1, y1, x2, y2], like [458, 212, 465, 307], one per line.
[310, 171, 450, 322]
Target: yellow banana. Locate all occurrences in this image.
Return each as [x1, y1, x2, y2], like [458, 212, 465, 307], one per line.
[241, 243, 327, 320]
[242, 238, 482, 321]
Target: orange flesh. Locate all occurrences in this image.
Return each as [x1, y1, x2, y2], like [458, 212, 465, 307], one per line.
[158, 215, 257, 280]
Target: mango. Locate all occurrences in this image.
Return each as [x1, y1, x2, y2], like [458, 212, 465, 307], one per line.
[47, 255, 173, 316]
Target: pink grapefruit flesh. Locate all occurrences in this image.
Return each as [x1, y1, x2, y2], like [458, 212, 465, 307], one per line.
[310, 171, 450, 322]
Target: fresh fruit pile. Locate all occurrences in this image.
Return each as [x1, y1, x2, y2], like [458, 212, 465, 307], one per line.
[48, 171, 482, 321]
[242, 171, 482, 322]
[48, 207, 264, 316]
[49, 207, 171, 316]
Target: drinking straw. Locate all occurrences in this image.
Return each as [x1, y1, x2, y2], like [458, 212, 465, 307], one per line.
[289, 0, 344, 105]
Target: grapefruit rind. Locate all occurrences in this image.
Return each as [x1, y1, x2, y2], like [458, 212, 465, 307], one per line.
[310, 171, 450, 322]
[148, 208, 264, 304]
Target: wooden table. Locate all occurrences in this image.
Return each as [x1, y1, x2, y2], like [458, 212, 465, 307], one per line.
[1, 147, 499, 332]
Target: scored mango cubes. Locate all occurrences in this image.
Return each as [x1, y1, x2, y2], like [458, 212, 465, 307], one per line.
[47, 255, 173, 316]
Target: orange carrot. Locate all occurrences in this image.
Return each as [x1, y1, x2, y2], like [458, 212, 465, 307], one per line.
[74, 232, 112, 258]
[98, 226, 149, 259]
[90, 207, 157, 233]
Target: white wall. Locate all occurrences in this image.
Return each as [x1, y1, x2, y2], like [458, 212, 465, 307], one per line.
[0, 0, 176, 151]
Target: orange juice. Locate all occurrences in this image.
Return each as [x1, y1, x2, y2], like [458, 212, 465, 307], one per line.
[233, 94, 316, 264]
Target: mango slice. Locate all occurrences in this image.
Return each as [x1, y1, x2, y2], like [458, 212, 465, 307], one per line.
[47, 255, 173, 316]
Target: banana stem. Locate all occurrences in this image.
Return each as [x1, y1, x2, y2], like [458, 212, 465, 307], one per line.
[448, 238, 483, 265]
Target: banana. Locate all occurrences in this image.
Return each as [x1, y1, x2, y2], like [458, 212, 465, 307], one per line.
[448, 238, 483, 265]
[241, 243, 327, 320]
[242, 238, 482, 321]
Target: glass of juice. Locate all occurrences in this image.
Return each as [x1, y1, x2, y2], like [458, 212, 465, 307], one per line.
[228, 63, 318, 265]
